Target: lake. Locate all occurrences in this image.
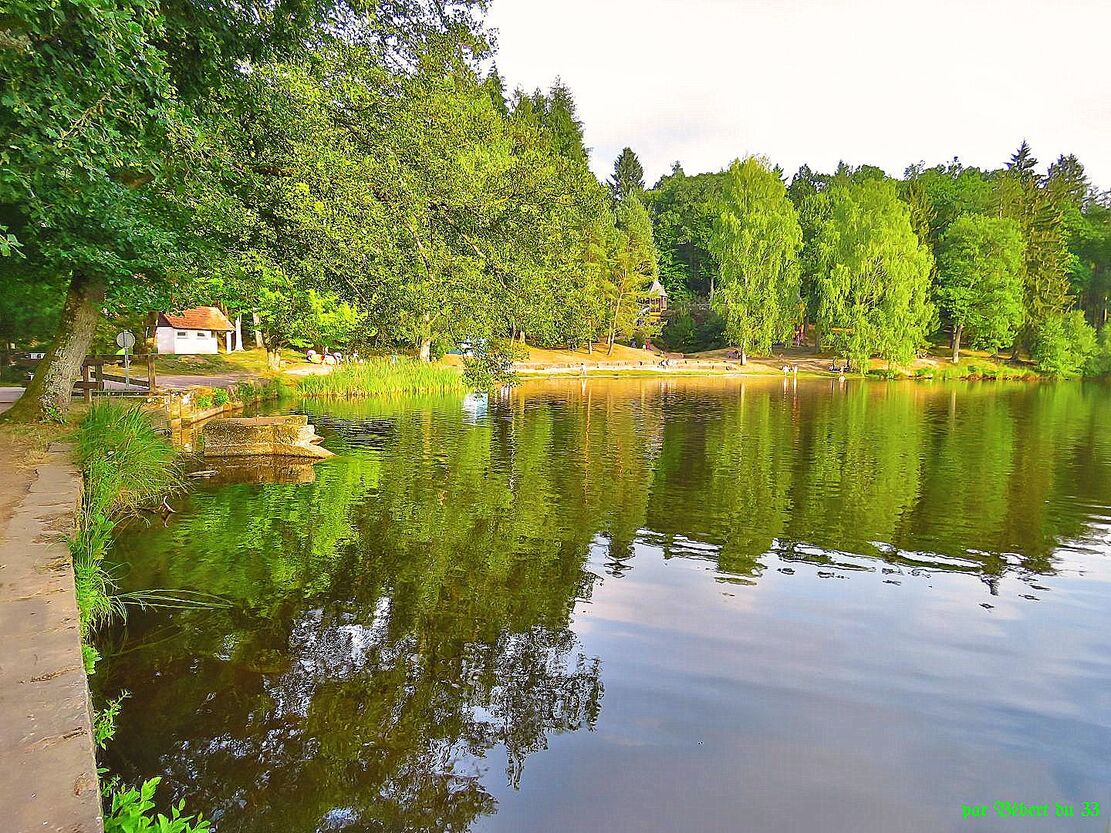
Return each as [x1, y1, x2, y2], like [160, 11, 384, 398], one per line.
[103, 378, 1111, 832]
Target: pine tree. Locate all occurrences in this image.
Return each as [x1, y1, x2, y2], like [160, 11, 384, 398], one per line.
[609, 147, 645, 202]
[484, 64, 509, 117]
[545, 79, 587, 162]
[1007, 141, 1039, 182]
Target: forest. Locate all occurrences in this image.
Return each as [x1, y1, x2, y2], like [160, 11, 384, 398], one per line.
[3, 0, 1111, 421]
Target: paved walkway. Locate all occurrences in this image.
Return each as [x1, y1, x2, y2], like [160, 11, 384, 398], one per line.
[0, 436, 102, 832]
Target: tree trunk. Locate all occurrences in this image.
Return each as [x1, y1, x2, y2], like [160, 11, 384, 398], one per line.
[740, 348, 748, 366]
[951, 324, 963, 364]
[419, 337, 432, 363]
[266, 349, 282, 371]
[252, 312, 263, 348]
[1, 272, 106, 423]
[234, 315, 244, 351]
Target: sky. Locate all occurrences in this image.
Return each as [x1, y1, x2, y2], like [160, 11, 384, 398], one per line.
[486, 0, 1111, 189]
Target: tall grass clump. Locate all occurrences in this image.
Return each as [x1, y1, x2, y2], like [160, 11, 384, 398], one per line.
[299, 358, 466, 398]
[71, 404, 183, 656]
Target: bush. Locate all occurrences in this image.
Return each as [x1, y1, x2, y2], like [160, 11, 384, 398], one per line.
[194, 393, 214, 409]
[212, 388, 229, 406]
[1033, 311, 1097, 378]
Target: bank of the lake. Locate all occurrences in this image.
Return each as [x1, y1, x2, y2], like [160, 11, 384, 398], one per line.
[100, 377, 1111, 833]
[0, 429, 101, 833]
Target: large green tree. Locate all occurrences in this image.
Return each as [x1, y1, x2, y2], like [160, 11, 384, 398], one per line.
[708, 157, 802, 364]
[937, 215, 1026, 361]
[814, 179, 935, 367]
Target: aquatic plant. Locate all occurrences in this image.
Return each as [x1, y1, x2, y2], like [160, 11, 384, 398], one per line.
[299, 358, 466, 398]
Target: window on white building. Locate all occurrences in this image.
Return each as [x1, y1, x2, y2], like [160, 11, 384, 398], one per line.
[195, 331, 209, 338]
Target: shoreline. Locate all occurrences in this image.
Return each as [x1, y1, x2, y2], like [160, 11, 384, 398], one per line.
[0, 438, 102, 833]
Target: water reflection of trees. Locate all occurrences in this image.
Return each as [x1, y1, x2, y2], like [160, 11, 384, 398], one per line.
[106, 379, 1111, 831]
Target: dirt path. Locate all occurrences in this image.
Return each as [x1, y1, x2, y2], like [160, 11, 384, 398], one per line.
[0, 434, 102, 832]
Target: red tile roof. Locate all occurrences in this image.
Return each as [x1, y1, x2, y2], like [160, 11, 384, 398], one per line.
[158, 306, 234, 332]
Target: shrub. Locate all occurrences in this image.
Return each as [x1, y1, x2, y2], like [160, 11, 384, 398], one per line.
[212, 388, 229, 406]
[194, 393, 214, 409]
[1033, 311, 1097, 378]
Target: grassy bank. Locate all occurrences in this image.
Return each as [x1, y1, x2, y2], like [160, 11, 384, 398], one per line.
[298, 358, 466, 398]
[69, 403, 210, 832]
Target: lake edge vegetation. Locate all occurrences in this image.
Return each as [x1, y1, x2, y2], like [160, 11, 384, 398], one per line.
[70, 403, 210, 831]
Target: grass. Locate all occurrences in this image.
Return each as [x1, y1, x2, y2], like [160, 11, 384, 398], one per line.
[75, 403, 182, 517]
[298, 358, 466, 398]
[70, 403, 184, 646]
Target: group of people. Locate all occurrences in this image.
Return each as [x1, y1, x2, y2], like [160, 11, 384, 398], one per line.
[306, 349, 358, 365]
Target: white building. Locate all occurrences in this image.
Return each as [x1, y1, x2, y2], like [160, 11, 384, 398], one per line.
[155, 307, 235, 355]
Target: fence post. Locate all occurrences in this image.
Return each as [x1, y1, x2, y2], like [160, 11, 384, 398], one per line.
[147, 354, 157, 391]
[82, 364, 92, 404]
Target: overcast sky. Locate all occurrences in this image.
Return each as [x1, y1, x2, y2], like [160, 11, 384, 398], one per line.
[487, 0, 1111, 189]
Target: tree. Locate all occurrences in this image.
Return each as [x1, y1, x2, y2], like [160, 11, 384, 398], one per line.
[544, 79, 588, 162]
[707, 157, 802, 364]
[608, 148, 645, 202]
[1007, 141, 1039, 181]
[787, 164, 833, 327]
[646, 167, 723, 300]
[937, 215, 1026, 361]
[814, 179, 934, 367]
[483, 64, 509, 117]
[997, 144, 1072, 349]
[604, 197, 659, 354]
[1033, 310, 1096, 377]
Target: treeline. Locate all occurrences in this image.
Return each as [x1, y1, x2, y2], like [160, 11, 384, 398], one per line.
[1, 0, 661, 420]
[644, 146, 1111, 373]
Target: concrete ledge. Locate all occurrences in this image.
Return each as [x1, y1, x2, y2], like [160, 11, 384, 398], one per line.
[201, 415, 334, 460]
[0, 442, 103, 832]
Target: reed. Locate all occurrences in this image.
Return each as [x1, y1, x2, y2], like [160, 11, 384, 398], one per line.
[298, 359, 466, 398]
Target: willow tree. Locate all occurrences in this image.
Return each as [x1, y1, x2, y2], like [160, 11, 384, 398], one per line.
[937, 214, 1026, 361]
[814, 179, 934, 368]
[708, 157, 802, 364]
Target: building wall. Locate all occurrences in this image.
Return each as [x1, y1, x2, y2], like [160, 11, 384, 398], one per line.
[156, 327, 219, 355]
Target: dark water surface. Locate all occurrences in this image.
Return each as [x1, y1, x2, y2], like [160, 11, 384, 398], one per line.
[104, 378, 1111, 832]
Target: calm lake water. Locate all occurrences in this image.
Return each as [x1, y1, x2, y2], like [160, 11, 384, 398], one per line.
[104, 378, 1111, 833]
